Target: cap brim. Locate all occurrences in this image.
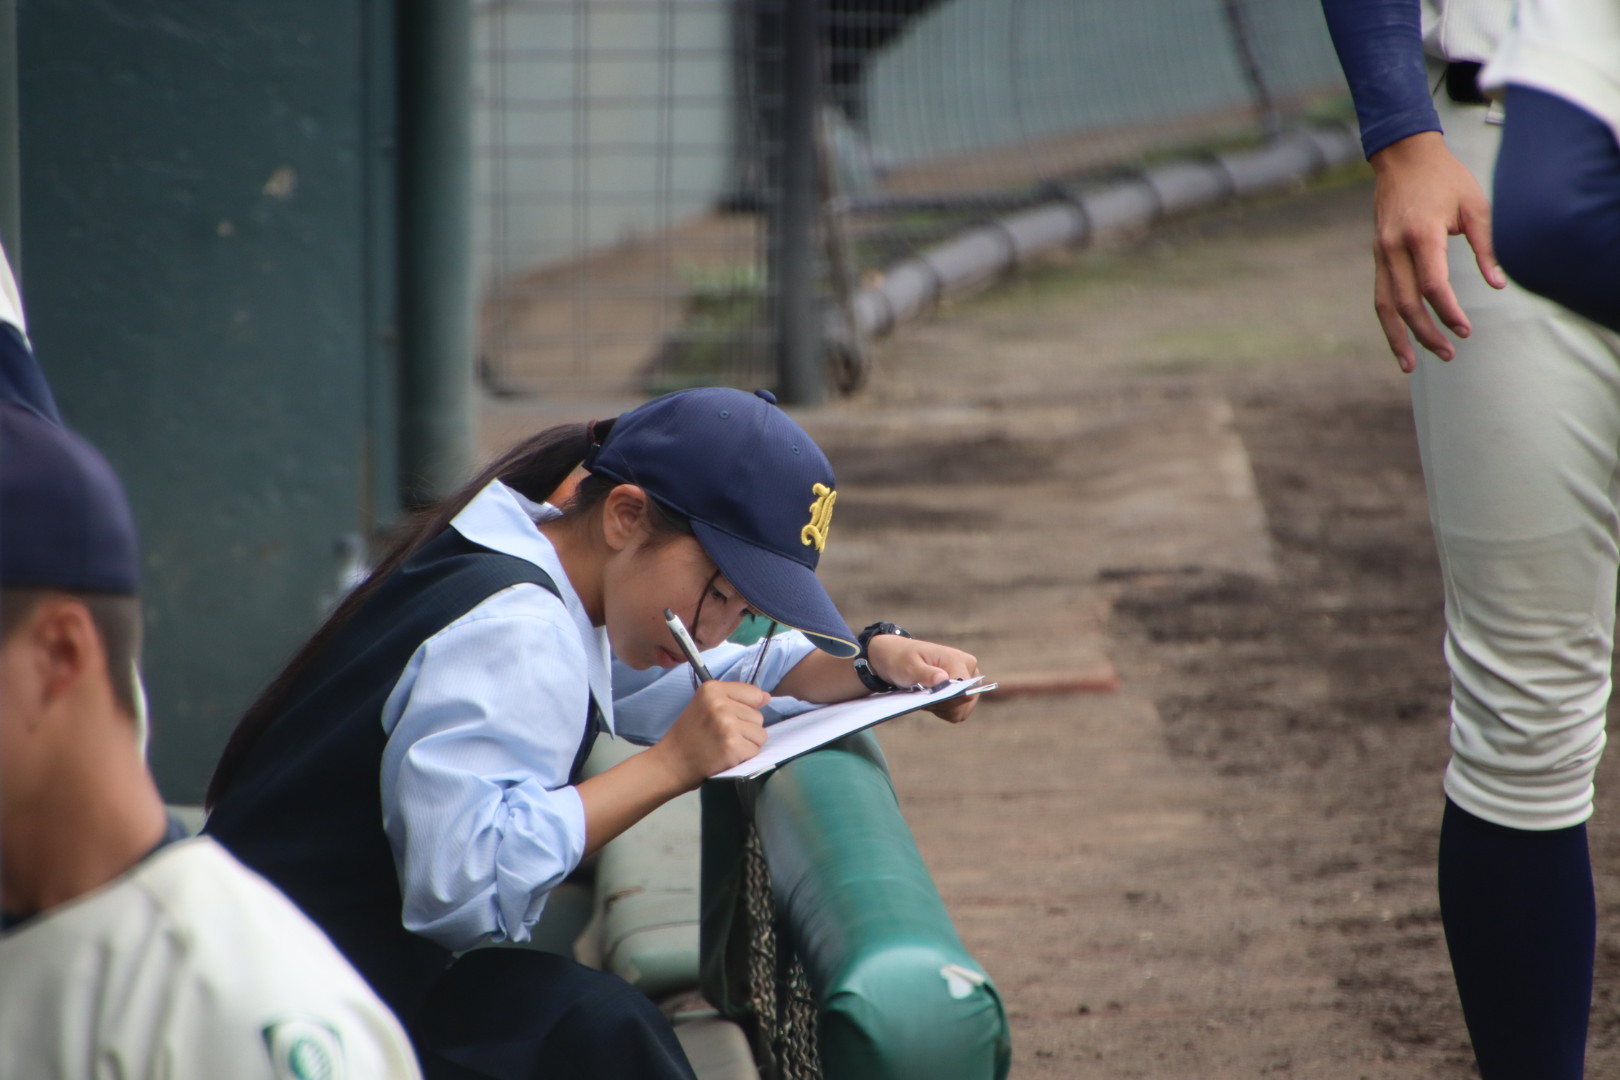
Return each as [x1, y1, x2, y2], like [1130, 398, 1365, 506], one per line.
[692, 520, 859, 658]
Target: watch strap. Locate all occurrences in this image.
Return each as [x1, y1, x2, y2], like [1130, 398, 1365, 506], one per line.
[854, 622, 911, 693]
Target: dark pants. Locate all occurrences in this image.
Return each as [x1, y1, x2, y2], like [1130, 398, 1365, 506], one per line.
[411, 950, 699, 1080]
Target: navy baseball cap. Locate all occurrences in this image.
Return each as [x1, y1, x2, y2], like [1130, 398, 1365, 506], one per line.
[584, 387, 858, 658]
[0, 403, 140, 595]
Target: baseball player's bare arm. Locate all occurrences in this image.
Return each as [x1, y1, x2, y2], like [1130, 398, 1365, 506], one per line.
[1369, 131, 1508, 372]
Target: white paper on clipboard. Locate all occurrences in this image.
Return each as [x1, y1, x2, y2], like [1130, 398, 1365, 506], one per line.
[708, 676, 993, 781]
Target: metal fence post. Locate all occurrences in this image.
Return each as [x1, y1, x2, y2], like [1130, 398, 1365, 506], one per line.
[0, 0, 20, 267]
[771, 0, 825, 405]
[1221, 0, 1282, 139]
[398, 0, 475, 505]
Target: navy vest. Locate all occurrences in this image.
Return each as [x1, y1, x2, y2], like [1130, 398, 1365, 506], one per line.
[204, 528, 601, 1021]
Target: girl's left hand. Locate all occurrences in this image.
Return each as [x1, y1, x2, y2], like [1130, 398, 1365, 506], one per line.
[866, 634, 981, 723]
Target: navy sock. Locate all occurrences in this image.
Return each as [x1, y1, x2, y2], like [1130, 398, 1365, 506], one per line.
[1438, 798, 1594, 1079]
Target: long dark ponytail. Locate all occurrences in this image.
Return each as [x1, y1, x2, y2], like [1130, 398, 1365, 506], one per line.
[204, 417, 618, 808]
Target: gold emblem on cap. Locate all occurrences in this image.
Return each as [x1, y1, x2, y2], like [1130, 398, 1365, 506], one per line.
[801, 482, 836, 552]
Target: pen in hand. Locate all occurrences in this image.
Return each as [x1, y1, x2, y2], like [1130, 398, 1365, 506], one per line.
[663, 608, 714, 682]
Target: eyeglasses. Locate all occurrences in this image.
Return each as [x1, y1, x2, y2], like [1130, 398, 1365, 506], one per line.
[687, 612, 782, 691]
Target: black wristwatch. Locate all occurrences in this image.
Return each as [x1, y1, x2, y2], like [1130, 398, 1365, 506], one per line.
[854, 622, 912, 693]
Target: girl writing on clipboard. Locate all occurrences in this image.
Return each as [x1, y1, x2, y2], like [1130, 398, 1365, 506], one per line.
[202, 387, 979, 1080]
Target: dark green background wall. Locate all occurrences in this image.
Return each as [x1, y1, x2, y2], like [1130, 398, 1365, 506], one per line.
[18, 0, 399, 803]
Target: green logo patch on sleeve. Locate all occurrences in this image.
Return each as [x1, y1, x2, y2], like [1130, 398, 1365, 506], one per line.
[263, 1017, 347, 1080]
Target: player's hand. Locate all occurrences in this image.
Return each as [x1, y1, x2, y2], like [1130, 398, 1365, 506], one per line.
[1369, 131, 1508, 373]
[866, 635, 982, 723]
[657, 680, 770, 787]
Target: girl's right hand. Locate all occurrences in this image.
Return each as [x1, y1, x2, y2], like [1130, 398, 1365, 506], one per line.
[579, 680, 770, 856]
[656, 680, 771, 788]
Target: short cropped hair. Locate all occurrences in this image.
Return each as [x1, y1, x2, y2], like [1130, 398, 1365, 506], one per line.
[1, 587, 143, 715]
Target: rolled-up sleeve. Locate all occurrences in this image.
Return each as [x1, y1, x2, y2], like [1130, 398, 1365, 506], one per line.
[379, 586, 591, 952]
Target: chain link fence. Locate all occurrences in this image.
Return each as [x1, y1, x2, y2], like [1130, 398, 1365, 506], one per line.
[473, 0, 1348, 402]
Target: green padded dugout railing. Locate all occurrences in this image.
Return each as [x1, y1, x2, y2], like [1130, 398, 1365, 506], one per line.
[702, 730, 1012, 1080]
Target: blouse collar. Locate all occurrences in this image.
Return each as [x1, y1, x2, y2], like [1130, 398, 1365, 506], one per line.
[449, 480, 615, 733]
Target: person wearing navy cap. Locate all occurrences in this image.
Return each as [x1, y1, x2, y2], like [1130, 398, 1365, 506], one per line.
[0, 250, 422, 1078]
[204, 386, 981, 1079]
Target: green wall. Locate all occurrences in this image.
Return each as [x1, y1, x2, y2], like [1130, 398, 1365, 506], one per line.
[18, 0, 398, 803]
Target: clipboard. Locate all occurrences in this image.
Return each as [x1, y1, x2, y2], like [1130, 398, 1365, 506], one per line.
[708, 676, 996, 781]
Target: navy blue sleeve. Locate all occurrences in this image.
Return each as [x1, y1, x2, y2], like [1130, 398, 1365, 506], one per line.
[1493, 85, 1620, 334]
[0, 323, 62, 425]
[1320, 0, 1443, 158]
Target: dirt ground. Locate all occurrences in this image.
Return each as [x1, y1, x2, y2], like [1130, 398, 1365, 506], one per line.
[476, 172, 1620, 1077]
[789, 176, 1620, 1079]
